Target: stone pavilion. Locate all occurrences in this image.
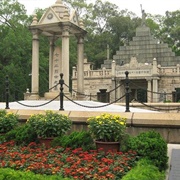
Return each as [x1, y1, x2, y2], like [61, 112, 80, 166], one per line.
[26, 0, 87, 100]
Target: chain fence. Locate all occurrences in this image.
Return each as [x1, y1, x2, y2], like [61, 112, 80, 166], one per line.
[3, 72, 180, 112]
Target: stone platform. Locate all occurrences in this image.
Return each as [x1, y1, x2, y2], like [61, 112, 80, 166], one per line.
[0, 100, 156, 112]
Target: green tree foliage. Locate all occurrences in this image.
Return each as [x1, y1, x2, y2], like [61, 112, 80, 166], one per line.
[0, 0, 27, 28]
[0, 0, 31, 101]
[0, 1, 49, 100]
[108, 15, 141, 56]
[160, 10, 180, 55]
[0, 0, 179, 101]
[64, 0, 90, 17]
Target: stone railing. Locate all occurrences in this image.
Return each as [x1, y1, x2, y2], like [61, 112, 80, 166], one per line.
[73, 69, 112, 78]
[72, 65, 180, 79]
[116, 69, 152, 77]
[159, 66, 180, 75]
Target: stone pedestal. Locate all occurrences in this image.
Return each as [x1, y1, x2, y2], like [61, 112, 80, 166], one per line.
[24, 93, 40, 100]
[44, 92, 59, 100]
[76, 94, 86, 100]
[44, 92, 71, 100]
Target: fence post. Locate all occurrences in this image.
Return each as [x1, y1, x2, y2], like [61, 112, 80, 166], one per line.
[59, 73, 64, 111]
[5, 75, 10, 109]
[125, 71, 130, 112]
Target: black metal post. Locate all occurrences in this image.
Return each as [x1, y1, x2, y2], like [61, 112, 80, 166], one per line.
[59, 73, 64, 111]
[5, 75, 10, 109]
[125, 71, 130, 112]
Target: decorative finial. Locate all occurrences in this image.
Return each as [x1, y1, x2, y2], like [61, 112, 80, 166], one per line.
[63, 9, 69, 20]
[55, 0, 62, 4]
[31, 14, 38, 25]
[79, 19, 84, 29]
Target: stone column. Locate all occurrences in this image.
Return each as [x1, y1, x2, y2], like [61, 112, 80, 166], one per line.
[111, 60, 116, 102]
[31, 29, 40, 98]
[152, 58, 159, 102]
[146, 78, 152, 103]
[152, 78, 158, 102]
[61, 26, 70, 93]
[49, 37, 55, 91]
[117, 80, 122, 102]
[77, 35, 84, 99]
[111, 78, 116, 102]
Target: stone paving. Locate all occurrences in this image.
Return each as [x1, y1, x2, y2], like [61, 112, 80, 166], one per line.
[0, 100, 156, 112]
[166, 144, 180, 180]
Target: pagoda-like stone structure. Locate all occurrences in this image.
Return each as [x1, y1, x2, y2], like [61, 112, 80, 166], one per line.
[102, 26, 180, 69]
[72, 11, 180, 103]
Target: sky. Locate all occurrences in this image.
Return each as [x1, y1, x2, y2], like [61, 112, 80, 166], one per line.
[18, 0, 180, 16]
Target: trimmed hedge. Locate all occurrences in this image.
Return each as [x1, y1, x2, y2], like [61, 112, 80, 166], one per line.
[122, 158, 166, 180]
[0, 168, 72, 180]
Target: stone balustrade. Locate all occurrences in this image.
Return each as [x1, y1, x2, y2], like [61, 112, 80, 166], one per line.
[159, 66, 180, 75]
[73, 65, 180, 79]
[73, 69, 111, 78]
[116, 69, 152, 77]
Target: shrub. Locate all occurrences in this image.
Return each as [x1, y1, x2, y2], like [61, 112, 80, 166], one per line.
[126, 130, 168, 171]
[87, 113, 126, 142]
[122, 158, 165, 180]
[27, 111, 72, 138]
[52, 131, 95, 151]
[5, 124, 37, 145]
[15, 124, 38, 145]
[0, 110, 19, 133]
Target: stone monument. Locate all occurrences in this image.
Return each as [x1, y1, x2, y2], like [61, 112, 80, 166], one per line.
[72, 8, 180, 103]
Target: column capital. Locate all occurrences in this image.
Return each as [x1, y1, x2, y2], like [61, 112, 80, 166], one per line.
[152, 77, 160, 80]
[31, 29, 42, 40]
[76, 35, 84, 44]
[146, 77, 152, 81]
[62, 25, 70, 37]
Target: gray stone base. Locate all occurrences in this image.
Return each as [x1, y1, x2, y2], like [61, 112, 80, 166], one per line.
[24, 93, 40, 100]
[44, 92, 59, 100]
[44, 91, 72, 100]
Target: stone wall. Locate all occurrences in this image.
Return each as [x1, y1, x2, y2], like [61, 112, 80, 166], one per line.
[7, 109, 180, 144]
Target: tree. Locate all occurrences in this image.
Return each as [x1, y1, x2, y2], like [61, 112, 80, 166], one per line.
[159, 10, 180, 55]
[64, 0, 90, 17]
[0, 0, 32, 101]
[0, 0, 27, 29]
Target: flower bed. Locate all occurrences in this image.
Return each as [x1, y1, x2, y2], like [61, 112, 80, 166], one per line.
[0, 141, 138, 179]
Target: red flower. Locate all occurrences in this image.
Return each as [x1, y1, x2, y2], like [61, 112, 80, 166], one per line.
[0, 141, 138, 179]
